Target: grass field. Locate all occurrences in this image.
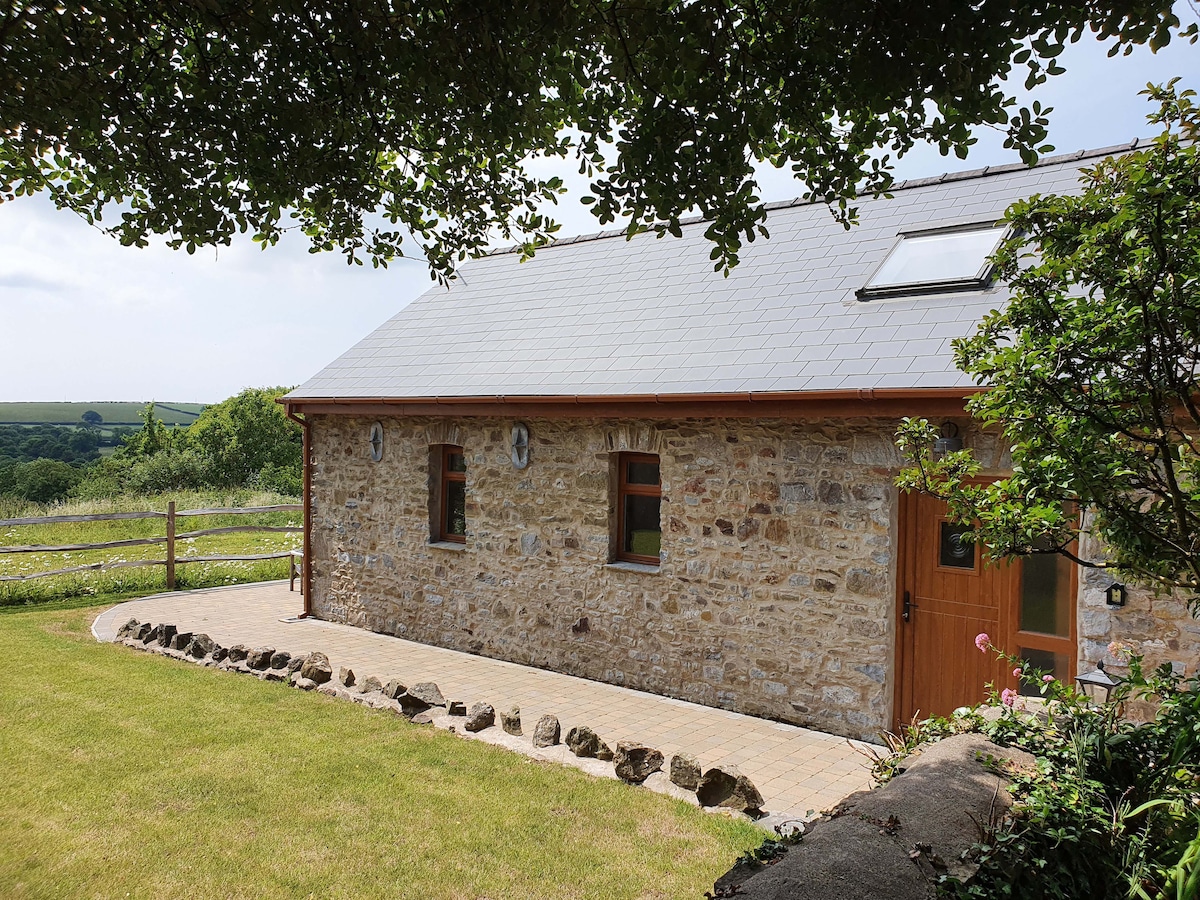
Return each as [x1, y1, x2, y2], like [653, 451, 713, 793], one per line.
[0, 401, 205, 426]
[0, 491, 300, 605]
[0, 602, 761, 898]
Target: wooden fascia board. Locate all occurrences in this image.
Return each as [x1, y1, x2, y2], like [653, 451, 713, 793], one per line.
[282, 388, 983, 420]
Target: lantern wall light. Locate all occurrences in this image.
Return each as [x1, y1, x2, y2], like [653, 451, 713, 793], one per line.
[1076, 660, 1120, 705]
[1105, 581, 1127, 608]
[932, 422, 963, 456]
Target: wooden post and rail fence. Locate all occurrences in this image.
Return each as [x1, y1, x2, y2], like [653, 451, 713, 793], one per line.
[0, 502, 303, 590]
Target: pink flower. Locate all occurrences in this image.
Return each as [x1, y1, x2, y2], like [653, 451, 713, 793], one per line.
[974, 633, 990, 653]
[1012, 667, 1023, 677]
[1042, 674, 1055, 683]
[1001, 688, 1018, 707]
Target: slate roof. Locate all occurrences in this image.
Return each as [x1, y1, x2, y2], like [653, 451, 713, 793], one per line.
[288, 144, 1136, 401]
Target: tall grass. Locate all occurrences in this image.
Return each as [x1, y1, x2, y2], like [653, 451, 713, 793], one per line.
[0, 490, 301, 606]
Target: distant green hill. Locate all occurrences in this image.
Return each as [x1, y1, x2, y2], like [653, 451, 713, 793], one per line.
[0, 402, 206, 427]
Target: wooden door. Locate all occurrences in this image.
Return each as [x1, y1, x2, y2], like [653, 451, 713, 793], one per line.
[895, 491, 1078, 728]
[896, 491, 1010, 723]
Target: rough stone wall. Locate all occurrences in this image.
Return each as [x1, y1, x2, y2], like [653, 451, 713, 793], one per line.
[307, 414, 903, 740]
[1076, 530, 1200, 682]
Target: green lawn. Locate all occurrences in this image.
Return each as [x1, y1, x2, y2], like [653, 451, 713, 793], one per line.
[0, 491, 301, 605]
[0, 603, 761, 899]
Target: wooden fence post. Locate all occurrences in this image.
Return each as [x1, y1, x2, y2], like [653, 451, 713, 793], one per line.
[166, 500, 176, 590]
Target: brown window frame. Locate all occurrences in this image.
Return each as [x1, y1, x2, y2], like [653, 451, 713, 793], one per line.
[616, 452, 662, 565]
[437, 444, 467, 543]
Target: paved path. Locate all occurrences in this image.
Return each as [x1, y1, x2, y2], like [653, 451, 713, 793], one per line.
[94, 581, 874, 825]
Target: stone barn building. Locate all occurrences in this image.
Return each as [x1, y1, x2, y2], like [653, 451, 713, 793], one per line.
[284, 143, 1197, 742]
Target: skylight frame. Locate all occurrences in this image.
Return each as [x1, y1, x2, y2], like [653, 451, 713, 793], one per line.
[855, 222, 1009, 301]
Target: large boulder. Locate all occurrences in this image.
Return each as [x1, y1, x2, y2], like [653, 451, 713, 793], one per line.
[338, 667, 356, 687]
[532, 715, 560, 748]
[300, 652, 332, 684]
[246, 647, 274, 670]
[613, 743, 664, 784]
[382, 678, 407, 700]
[565, 726, 611, 759]
[670, 753, 703, 792]
[464, 702, 495, 733]
[500, 707, 523, 736]
[696, 765, 764, 813]
[358, 676, 383, 694]
[155, 624, 177, 647]
[407, 682, 446, 707]
[286, 654, 308, 675]
[134, 622, 154, 643]
[269, 650, 292, 670]
[713, 734, 1038, 900]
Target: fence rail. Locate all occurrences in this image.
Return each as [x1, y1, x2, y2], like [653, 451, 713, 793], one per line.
[0, 501, 302, 586]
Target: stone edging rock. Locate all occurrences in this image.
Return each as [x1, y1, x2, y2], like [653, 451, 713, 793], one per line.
[112, 618, 767, 817]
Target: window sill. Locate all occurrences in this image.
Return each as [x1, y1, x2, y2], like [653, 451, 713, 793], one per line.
[605, 561, 661, 575]
[428, 540, 468, 552]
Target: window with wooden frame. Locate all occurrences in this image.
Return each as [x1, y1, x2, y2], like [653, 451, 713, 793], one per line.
[616, 453, 661, 565]
[434, 445, 467, 543]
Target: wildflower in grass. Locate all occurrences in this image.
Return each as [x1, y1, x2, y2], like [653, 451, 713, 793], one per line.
[974, 633, 990, 653]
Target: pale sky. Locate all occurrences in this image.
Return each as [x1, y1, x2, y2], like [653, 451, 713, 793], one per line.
[1, 29, 1197, 403]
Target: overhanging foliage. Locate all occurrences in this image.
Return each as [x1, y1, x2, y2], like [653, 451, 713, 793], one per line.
[0, 2, 1193, 279]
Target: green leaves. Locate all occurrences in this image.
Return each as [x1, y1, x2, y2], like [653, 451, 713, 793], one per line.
[898, 84, 1200, 608]
[0, 2, 1189, 280]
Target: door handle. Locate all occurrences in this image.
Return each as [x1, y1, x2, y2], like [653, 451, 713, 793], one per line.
[902, 591, 918, 622]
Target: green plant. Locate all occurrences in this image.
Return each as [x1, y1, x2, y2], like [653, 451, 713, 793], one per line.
[857, 712, 971, 787]
[945, 637, 1200, 900]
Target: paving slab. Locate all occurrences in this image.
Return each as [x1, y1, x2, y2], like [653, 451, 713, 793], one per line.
[93, 580, 874, 826]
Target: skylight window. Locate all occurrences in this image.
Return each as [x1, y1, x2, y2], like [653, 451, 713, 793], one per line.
[857, 224, 1007, 300]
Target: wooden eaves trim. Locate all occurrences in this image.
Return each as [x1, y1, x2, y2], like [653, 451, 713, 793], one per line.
[282, 387, 984, 420]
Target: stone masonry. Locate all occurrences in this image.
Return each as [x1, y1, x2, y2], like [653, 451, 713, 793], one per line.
[308, 415, 902, 741]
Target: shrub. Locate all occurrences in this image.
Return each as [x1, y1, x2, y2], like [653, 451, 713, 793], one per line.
[255, 461, 301, 496]
[10, 458, 82, 503]
[938, 639, 1200, 900]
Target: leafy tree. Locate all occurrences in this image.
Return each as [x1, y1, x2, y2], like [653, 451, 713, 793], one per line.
[80, 410, 103, 428]
[897, 83, 1200, 606]
[0, 2, 1193, 278]
[118, 403, 184, 458]
[11, 458, 82, 503]
[186, 387, 301, 488]
[0, 424, 101, 464]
